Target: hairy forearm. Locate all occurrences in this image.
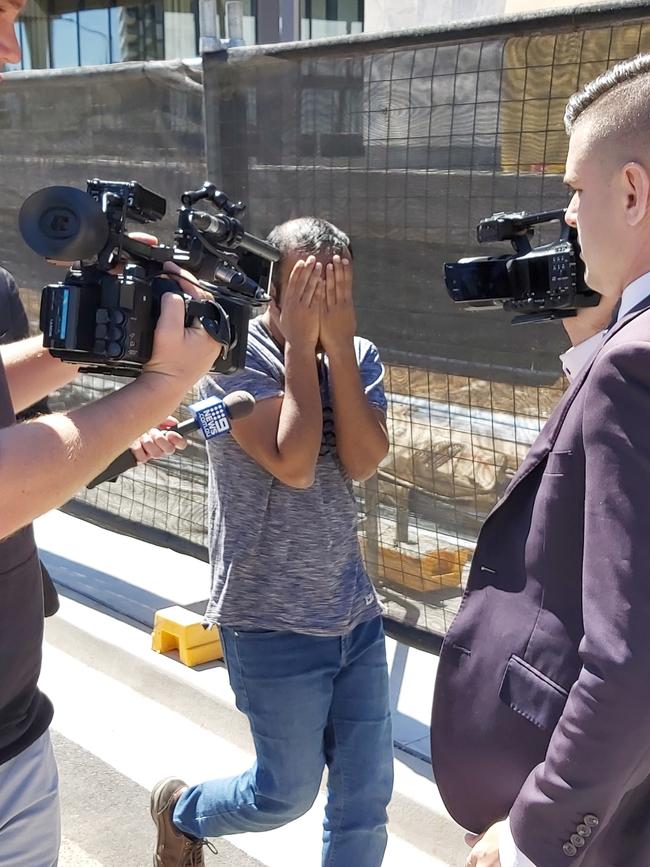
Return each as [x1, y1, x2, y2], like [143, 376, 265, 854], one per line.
[0, 372, 189, 538]
[328, 342, 389, 481]
[274, 342, 322, 487]
[1, 336, 79, 412]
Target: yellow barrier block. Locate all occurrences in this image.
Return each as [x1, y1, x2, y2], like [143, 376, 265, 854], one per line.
[152, 605, 223, 668]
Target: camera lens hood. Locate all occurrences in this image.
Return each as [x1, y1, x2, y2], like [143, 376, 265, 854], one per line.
[19, 186, 109, 261]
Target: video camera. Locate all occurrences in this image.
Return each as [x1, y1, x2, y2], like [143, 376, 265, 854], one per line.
[443, 208, 600, 325]
[18, 179, 281, 375]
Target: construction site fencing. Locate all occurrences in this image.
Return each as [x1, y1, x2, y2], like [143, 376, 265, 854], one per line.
[2, 2, 649, 646]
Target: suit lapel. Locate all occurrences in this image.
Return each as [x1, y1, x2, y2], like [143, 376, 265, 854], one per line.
[485, 296, 650, 522]
[600, 294, 650, 345]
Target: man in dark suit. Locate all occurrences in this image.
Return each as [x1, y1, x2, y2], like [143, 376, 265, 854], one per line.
[431, 53, 650, 867]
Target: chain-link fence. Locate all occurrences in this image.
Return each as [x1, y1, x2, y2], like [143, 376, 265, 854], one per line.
[2, 3, 650, 645]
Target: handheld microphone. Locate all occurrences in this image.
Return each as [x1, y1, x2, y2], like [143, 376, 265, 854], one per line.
[87, 390, 255, 489]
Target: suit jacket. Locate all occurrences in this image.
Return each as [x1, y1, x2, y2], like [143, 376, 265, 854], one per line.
[430, 299, 650, 867]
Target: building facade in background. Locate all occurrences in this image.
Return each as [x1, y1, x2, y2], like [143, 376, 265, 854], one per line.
[9, 0, 363, 69]
[363, 0, 601, 33]
[6, 0, 621, 72]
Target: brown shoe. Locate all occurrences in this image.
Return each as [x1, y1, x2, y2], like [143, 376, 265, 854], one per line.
[151, 777, 216, 866]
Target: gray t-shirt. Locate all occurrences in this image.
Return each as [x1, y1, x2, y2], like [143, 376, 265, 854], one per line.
[200, 316, 386, 636]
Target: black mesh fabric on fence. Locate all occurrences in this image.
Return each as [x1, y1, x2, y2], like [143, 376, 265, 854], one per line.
[2, 4, 650, 643]
[202, 4, 650, 637]
[0, 58, 213, 556]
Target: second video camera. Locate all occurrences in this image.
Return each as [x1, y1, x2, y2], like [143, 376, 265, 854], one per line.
[444, 209, 600, 325]
[19, 179, 280, 375]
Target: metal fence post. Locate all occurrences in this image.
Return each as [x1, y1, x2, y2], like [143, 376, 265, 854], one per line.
[226, 1, 245, 46]
[198, 0, 221, 54]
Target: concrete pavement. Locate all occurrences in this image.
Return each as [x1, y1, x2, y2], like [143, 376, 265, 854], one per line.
[35, 510, 468, 866]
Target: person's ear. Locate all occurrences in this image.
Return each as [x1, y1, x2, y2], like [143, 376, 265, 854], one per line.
[622, 161, 650, 227]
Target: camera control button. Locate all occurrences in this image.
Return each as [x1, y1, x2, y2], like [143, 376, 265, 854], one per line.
[110, 310, 126, 325]
[95, 324, 108, 340]
[96, 309, 110, 324]
[107, 342, 122, 358]
[93, 339, 107, 355]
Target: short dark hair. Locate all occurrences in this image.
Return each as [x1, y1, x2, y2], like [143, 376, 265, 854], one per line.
[267, 217, 352, 262]
[564, 52, 650, 140]
[266, 218, 352, 301]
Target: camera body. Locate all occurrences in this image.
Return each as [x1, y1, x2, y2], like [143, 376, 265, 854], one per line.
[20, 179, 280, 376]
[40, 264, 157, 369]
[444, 209, 600, 324]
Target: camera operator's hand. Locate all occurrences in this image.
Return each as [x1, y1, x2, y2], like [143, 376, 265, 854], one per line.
[50, 232, 162, 271]
[563, 292, 619, 346]
[274, 255, 323, 348]
[142, 291, 223, 388]
[320, 255, 357, 353]
[162, 260, 214, 303]
[130, 416, 187, 464]
[127, 231, 159, 247]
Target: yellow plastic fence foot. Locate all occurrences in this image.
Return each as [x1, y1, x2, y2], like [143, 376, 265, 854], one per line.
[151, 605, 223, 668]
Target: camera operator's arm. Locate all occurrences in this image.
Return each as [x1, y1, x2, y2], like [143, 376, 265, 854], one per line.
[228, 257, 324, 489]
[1, 335, 79, 413]
[0, 293, 222, 539]
[320, 257, 389, 482]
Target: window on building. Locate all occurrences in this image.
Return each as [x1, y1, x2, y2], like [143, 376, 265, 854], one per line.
[7, 0, 200, 70]
[300, 0, 363, 40]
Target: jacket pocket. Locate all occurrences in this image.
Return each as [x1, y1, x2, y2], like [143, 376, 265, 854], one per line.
[543, 449, 574, 477]
[499, 654, 569, 731]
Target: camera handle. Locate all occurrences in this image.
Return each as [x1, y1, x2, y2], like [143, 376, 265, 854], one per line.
[150, 277, 232, 352]
[510, 309, 577, 325]
[181, 182, 245, 218]
[185, 297, 232, 351]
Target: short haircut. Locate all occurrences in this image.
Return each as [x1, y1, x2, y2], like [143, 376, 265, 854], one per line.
[564, 52, 650, 143]
[267, 218, 352, 264]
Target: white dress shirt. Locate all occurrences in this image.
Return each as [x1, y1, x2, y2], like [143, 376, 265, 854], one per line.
[498, 272, 650, 867]
[559, 272, 650, 381]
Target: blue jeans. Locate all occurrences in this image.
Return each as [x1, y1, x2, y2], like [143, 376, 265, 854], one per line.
[174, 615, 393, 866]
